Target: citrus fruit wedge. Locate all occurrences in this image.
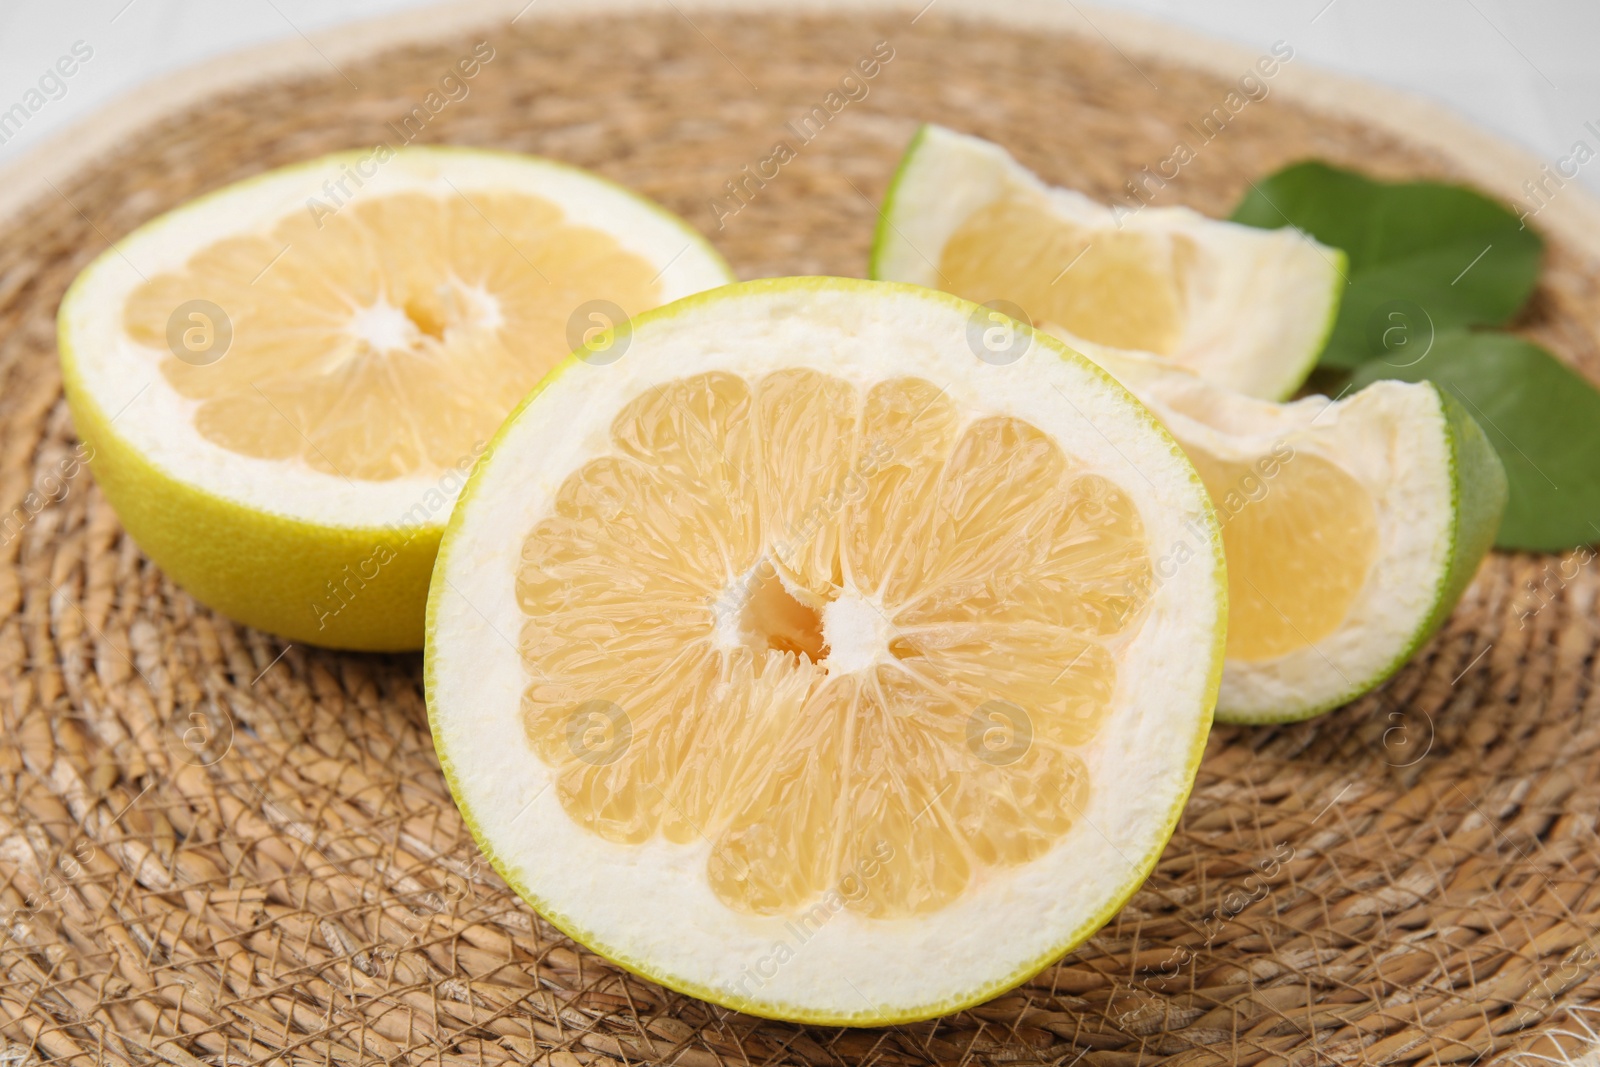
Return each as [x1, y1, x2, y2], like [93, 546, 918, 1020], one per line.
[1091, 351, 1506, 724]
[426, 277, 1226, 1025]
[869, 124, 1346, 400]
[58, 146, 732, 651]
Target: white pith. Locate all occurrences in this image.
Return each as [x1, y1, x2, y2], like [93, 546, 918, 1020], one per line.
[347, 299, 428, 354]
[874, 124, 1343, 401]
[819, 590, 893, 675]
[62, 148, 732, 528]
[345, 284, 506, 356]
[1091, 351, 1455, 723]
[428, 281, 1224, 1021]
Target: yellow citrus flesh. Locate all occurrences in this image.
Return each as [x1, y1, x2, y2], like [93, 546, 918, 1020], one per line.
[515, 370, 1154, 920]
[1187, 448, 1379, 662]
[937, 197, 1191, 355]
[122, 191, 660, 481]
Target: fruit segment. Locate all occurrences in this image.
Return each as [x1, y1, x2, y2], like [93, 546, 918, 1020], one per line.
[939, 196, 1188, 355]
[123, 191, 660, 480]
[516, 370, 1153, 918]
[1185, 448, 1379, 662]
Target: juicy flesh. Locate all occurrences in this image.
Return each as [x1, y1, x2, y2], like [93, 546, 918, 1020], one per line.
[516, 371, 1154, 919]
[938, 197, 1193, 355]
[123, 190, 660, 480]
[1186, 448, 1379, 662]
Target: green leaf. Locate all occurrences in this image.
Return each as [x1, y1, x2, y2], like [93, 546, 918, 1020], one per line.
[1232, 161, 1543, 369]
[1350, 331, 1600, 551]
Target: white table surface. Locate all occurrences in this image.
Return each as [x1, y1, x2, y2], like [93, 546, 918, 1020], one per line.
[1, 0, 1596, 196]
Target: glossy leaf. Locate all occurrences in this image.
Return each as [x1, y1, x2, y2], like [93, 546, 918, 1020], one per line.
[1351, 331, 1600, 551]
[1233, 162, 1543, 369]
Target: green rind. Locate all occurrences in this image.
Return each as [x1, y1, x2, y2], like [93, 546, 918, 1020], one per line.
[57, 145, 733, 651]
[1215, 382, 1507, 725]
[59, 363, 442, 651]
[1417, 385, 1508, 643]
[425, 275, 1227, 1027]
[865, 123, 932, 282]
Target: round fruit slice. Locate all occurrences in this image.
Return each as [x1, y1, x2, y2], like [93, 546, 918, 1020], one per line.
[1091, 351, 1505, 724]
[427, 277, 1225, 1025]
[58, 146, 732, 650]
[869, 124, 1346, 400]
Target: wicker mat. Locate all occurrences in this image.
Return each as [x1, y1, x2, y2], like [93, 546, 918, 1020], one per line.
[2, 4, 1599, 1065]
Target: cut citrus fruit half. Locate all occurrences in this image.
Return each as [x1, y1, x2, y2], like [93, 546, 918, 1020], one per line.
[426, 278, 1226, 1025]
[869, 124, 1346, 400]
[1090, 350, 1505, 724]
[58, 146, 732, 650]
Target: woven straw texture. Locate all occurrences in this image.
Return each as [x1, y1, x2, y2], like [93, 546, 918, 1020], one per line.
[3, 5, 1600, 1065]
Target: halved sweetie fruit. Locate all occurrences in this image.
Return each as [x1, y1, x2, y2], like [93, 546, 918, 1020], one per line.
[426, 278, 1226, 1024]
[58, 146, 732, 650]
[870, 124, 1346, 400]
[1092, 351, 1506, 723]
